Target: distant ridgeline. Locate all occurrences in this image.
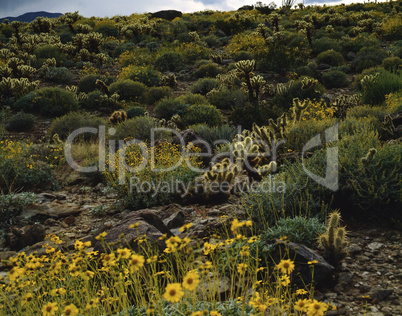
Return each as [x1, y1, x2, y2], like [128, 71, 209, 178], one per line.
[0, 11, 63, 23]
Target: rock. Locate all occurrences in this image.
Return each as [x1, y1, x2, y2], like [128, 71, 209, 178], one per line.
[272, 240, 335, 288]
[367, 242, 384, 252]
[44, 218, 58, 226]
[216, 29, 227, 37]
[0, 251, 17, 261]
[338, 271, 354, 286]
[92, 209, 173, 253]
[198, 273, 232, 300]
[7, 224, 46, 251]
[64, 216, 76, 225]
[22, 201, 81, 219]
[346, 243, 362, 254]
[163, 211, 185, 229]
[370, 289, 393, 302]
[150, 10, 182, 20]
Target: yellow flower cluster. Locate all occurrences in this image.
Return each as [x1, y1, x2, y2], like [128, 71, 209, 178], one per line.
[225, 32, 266, 55]
[300, 99, 336, 121]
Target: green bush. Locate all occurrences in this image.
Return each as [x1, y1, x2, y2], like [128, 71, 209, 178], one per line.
[126, 106, 146, 119]
[382, 56, 402, 72]
[312, 37, 340, 55]
[14, 87, 79, 117]
[5, 111, 35, 132]
[321, 70, 349, 88]
[0, 192, 37, 225]
[190, 123, 238, 145]
[346, 143, 401, 219]
[109, 79, 147, 101]
[194, 63, 222, 78]
[360, 70, 402, 105]
[353, 47, 388, 73]
[155, 52, 186, 72]
[295, 66, 315, 78]
[34, 45, 70, 67]
[111, 116, 160, 142]
[154, 98, 189, 120]
[182, 104, 223, 127]
[144, 86, 173, 104]
[42, 67, 73, 84]
[49, 112, 106, 141]
[260, 216, 325, 248]
[176, 93, 209, 106]
[316, 49, 344, 66]
[207, 88, 248, 110]
[124, 66, 160, 87]
[232, 50, 254, 62]
[229, 103, 273, 130]
[80, 90, 103, 111]
[202, 34, 220, 48]
[190, 78, 220, 95]
[78, 74, 113, 93]
[0, 142, 59, 192]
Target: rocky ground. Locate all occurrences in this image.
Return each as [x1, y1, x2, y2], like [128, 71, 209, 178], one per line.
[0, 173, 401, 316]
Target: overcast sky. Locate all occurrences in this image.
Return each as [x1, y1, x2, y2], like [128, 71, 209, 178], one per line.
[0, 0, 378, 18]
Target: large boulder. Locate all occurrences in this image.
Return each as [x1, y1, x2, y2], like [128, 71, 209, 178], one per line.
[150, 10, 182, 20]
[92, 209, 173, 253]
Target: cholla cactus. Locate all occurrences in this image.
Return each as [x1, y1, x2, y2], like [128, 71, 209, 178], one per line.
[332, 94, 361, 118]
[188, 31, 200, 42]
[201, 158, 240, 198]
[160, 73, 177, 88]
[318, 210, 348, 266]
[109, 110, 128, 125]
[361, 73, 379, 92]
[235, 60, 265, 104]
[0, 49, 15, 60]
[325, 25, 335, 33]
[0, 77, 39, 99]
[17, 65, 36, 78]
[301, 77, 319, 90]
[75, 24, 93, 34]
[31, 17, 53, 33]
[61, 11, 80, 34]
[269, 13, 280, 32]
[292, 98, 310, 123]
[0, 66, 12, 78]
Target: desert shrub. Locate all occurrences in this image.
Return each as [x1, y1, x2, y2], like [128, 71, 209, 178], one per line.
[346, 105, 387, 122]
[360, 70, 402, 105]
[194, 63, 222, 78]
[321, 70, 349, 88]
[312, 37, 340, 54]
[109, 79, 147, 101]
[260, 216, 325, 248]
[176, 42, 212, 63]
[155, 52, 186, 72]
[80, 90, 103, 110]
[112, 42, 137, 58]
[295, 66, 315, 78]
[271, 79, 325, 112]
[0, 140, 59, 192]
[14, 87, 79, 117]
[207, 88, 248, 110]
[42, 67, 73, 84]
[353, 46, 388, 73]
[5, 111, 35, 132]
[285, 118, 337, 152]
[110, 116, 160, 143]
[144, 86, 173, 104]
[232, 50, 254, 62]
[33, 44, 70, 67]
[229, 103, 273, 129]
[93, 20, 118, 37]
[382, 56, 402, 72]
[345, 143, 401, 220]
[190, 78, 220, 95]
[154, 98, 189, 120]
[381, 16, 402, 40]
[0, 192, 37, 225]
[118, 65, 160, 87]
[176, 93, 209, 106]
[49, 112, 106, 141]
[339, 116, 383, 137]
[104, 142, 200, 210]
[78, 74, 113, 93]
[316, 49, 344, 66]
[117, 50, 154, 67]
[182, 104, 223, 127]
[190, 123, 238, 145]
[126, 106, 146, 119]
[385, 91, 402, 113]
[202, 34, 220, 47]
